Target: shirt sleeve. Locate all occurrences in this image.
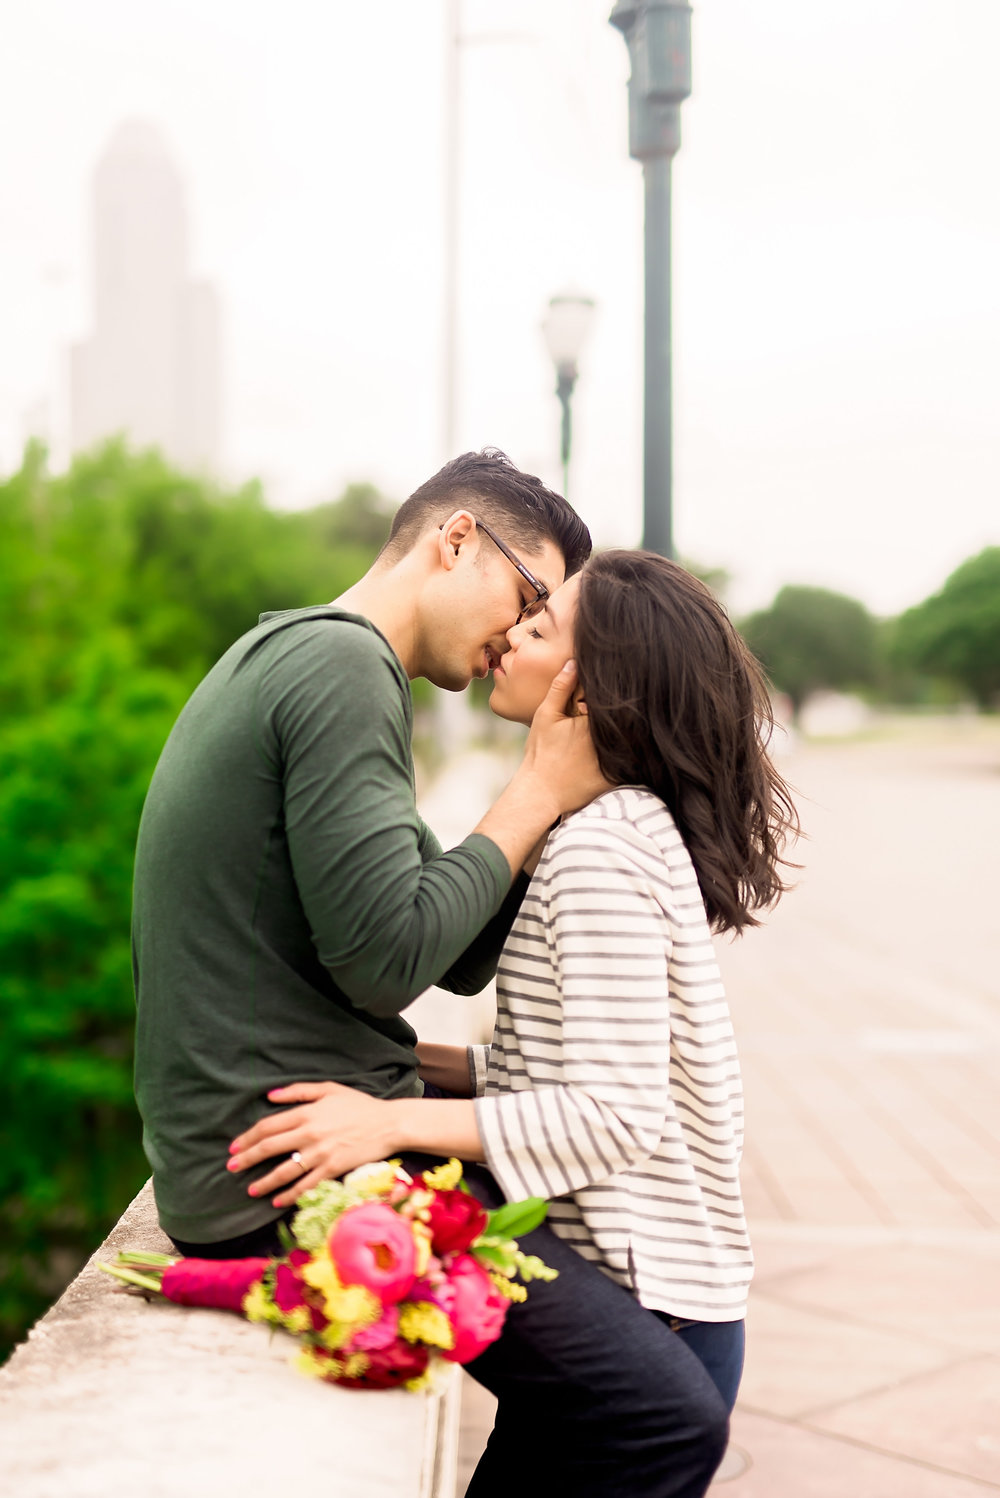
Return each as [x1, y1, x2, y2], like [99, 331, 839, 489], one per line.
[474, 819, 673, 1202]
[435, 873, 530, 995]
[468, 1044, 491, 1097]
[261, 620, 511, 1017]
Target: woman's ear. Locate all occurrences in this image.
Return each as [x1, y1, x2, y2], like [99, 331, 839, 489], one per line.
[569, 685, 588, 718]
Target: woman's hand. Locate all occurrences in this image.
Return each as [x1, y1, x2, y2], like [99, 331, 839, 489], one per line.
[227, 1081, 398, 1209]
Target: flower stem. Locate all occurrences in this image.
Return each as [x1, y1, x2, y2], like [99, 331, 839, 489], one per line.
[97, 1262, 165, 1294]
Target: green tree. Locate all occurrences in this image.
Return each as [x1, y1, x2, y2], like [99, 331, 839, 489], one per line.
[0, 441, 383, 1362]
[890, 548, 1000, 709]
[740, 585, 880, 713]
[306, 481, 398, 552]
[680, 559, 731, 601]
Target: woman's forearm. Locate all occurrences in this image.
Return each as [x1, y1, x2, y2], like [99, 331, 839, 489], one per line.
[386, 1096, 486, 1162]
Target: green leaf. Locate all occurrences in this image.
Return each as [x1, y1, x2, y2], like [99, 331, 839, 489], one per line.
[485, 1197, 548, 1240]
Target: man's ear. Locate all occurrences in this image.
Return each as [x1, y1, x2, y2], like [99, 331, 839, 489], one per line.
[438, 511, 477, 569]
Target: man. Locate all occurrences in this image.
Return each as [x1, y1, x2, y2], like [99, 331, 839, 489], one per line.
[132, 449, 602, 1254]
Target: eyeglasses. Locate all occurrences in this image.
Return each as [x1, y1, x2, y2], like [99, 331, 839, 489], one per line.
[475, 518, 549, 625]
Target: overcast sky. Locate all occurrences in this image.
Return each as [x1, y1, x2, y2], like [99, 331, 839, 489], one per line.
[3, 0, 998, 615]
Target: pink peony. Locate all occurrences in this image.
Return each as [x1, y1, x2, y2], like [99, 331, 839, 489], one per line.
[328, 1202, 417, 1303]
[437, 1254, 510, 1364]
[347, 1305, 400, 1352]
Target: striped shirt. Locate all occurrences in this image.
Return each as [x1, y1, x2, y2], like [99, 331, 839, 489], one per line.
[472, 786, 752, 1322]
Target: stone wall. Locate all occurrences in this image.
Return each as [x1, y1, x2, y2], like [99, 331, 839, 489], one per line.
[0, 1181, 461, 1498]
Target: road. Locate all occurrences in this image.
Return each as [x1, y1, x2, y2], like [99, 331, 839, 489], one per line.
[414, 716, 1000, 1494]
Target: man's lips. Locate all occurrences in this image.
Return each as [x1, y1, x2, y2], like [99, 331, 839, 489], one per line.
[482, 646, 504, 678]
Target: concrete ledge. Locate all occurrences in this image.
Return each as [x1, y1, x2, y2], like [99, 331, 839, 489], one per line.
[0, 1181, 461, 1498]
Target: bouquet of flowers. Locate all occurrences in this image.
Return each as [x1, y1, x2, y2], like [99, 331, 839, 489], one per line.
[100, 1159, 556, 1390]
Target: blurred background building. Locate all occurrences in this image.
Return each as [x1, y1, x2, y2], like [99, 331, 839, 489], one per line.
[71, 119, 221, 471]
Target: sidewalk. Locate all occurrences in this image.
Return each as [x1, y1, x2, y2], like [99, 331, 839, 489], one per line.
[414, 717, 1000, 1494]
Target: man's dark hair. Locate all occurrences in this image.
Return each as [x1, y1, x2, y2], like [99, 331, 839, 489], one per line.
[380, 448, 591, 576]
[575, 551, 800, 936]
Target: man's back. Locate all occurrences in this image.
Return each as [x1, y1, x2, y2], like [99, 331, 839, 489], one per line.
[133, 605, 509, 1243]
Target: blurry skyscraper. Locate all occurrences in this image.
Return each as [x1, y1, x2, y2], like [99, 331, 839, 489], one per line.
[71, 120, 221, 470]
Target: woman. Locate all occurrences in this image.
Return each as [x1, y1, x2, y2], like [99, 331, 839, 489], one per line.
[229, 552, 798, 1497]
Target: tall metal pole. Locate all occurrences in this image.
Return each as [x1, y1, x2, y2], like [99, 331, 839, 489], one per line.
[556, 371, 574, 498]
[610, 1, 692, 559]
[643, 155, 672, 557]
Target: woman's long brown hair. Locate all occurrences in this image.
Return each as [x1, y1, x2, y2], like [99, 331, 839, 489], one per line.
[574, 551, 799, 935]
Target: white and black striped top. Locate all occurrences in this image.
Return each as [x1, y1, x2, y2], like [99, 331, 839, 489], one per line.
[472, 786, 752, 1322]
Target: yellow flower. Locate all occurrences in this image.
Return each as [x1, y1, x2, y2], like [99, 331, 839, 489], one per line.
[242, 1280, 280, 1325]
[342, 1160, 406, 1196]
[398, 1300, 455, 1350]
[280, 1305, 314, 1335]
[421, 1158, 463, 1191]
[318, 1320, 352, 1351]
[487, 1271, 527, 1303]
[294, 1347, 341, 1381]
[302, 1250, 381, 1326]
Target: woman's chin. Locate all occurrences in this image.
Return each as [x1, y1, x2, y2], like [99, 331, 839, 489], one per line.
[488, 685, 532, 728]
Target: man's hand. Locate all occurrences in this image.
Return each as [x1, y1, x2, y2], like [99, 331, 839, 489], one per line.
[521, 660, 608, 817]
[227, 1082, 397, 1209]
[475, 660, 611, 877]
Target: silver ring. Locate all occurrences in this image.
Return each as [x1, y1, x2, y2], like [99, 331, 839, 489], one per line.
[291, 1150, 306, 1172]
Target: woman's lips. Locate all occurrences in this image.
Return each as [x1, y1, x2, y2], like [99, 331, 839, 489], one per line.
[483, 646, 505, 678]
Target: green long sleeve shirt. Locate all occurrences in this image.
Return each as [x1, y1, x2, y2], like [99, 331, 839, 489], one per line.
[132, 605, 520, 1243]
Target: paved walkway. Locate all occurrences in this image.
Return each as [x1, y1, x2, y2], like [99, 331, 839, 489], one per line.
[413, 717, 1000, 1495]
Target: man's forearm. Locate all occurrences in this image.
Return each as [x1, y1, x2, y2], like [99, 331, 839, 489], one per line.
[474, 771, 561, 881]
[414, 1042, 474, 1097]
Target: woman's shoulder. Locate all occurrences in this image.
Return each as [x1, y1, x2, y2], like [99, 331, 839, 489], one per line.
[562, 786, 678, 835]
[550, 787, 685, 864]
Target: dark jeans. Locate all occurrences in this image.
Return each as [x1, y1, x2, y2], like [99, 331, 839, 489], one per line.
[170, 1212, 295, 1260]
[653, 1313, 744, 1415]
[414, 1157, 733, 1498]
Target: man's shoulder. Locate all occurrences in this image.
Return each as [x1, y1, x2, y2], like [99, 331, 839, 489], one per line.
[257, 604, 394, 654]
[249, 606, 406, 687]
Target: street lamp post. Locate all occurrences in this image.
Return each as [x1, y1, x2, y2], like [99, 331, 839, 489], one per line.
[542, 292, 596, 499]
[609, 0, 692, 559]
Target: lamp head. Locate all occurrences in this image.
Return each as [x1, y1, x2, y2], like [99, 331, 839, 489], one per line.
[609, 0, 692, 161]
[542, 293, 597, 380]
